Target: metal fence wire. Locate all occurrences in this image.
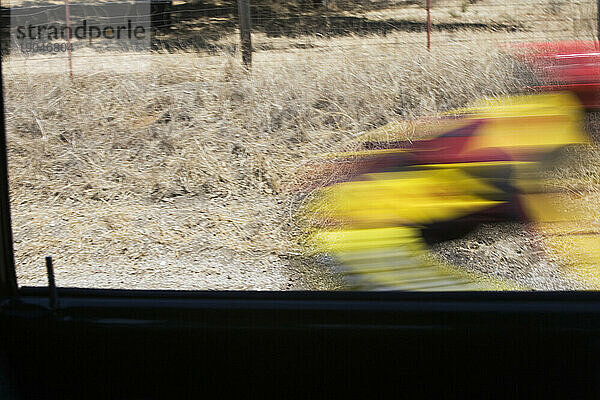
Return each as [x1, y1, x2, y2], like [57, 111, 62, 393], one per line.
[0, 0, 598, 65]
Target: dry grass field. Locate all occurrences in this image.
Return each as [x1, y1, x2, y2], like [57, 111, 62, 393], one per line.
[2, 0, 599, 289]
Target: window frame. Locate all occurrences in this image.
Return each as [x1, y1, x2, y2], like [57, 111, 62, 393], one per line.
[0, 55, 17, 300]
[0, 39, 598, 302]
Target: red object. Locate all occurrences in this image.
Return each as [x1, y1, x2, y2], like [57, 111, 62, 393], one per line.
[508, 41, 600, 109]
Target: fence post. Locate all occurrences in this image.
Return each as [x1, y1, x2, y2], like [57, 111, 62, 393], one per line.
[597, 0, 600, 42]
[64, 0, 73, 78]
[237, 0, 252, 67]
[426, 0, 431, 51]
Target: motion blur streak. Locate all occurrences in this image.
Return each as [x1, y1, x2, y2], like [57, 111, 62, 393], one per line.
[299, 92, 597, 291]
[507, 41, 600, 110]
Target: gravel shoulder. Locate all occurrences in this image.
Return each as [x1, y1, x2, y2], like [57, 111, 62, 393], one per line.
[13, 198, 306, 290]
[430, 223, 588, 290]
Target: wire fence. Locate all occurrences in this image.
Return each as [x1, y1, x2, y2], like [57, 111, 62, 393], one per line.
[1, 0, 598, 72]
